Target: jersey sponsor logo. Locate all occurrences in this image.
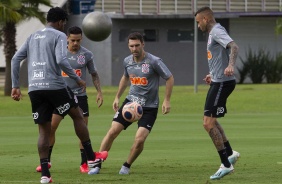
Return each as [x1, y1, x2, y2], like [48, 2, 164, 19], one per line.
[77, 55, 85, 65]
[142, 64, 150, 73]
[129, 95, 146, 106]
[56, 103, 70, 114]
[62, 69, 82, 77]
[32, 112, 39, 119]
[29, 83, 49, 87]
[32, 70, 45, 80]
[34, 34, 46, 39]
[208, 34, 212, 45]
[130, 77, 148, 86]
[32, 61, 46, 67]
[68, 56, 76, 60]
[207, 50, 212, 60]
[216, 107, 224, 115]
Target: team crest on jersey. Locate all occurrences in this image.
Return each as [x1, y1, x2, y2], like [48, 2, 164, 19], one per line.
[77, 55, 85, 65]
[142, 64, 149, 73]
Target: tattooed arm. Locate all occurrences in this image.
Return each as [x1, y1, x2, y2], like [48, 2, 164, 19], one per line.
[224, 41, 239, 76]
[91, 71, 103, 107]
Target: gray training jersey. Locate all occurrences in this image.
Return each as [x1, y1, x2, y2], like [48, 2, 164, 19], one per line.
[207, 23, 236, 82]
[11, 26, 80, 92]
[62, 46, 96, 96]
[124, 52, 172, 108]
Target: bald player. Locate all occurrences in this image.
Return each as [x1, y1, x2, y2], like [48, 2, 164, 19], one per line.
[195, 7, 240, 180]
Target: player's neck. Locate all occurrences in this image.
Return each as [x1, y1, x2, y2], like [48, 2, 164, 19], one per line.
[68, 47, 80, 54]
[134, 52, 146, 63]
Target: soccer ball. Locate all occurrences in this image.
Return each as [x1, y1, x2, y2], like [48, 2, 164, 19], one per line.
[122, 102, 143, 123]
[82, 11, 112, 42]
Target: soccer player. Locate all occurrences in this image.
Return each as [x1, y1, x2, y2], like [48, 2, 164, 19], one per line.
[195, 7, 240, 180]
[35, 26, 106, 174]
[89, 32, 174, 175]
[11, 7, 105, 183]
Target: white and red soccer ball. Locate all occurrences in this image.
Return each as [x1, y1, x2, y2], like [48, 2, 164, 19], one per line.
[122, 101, 143, 123]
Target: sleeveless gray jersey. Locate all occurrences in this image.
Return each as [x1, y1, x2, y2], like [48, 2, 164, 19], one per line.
[62, 46, 96, 96]
[124, 52, 172, 108]
[11, 26, 80, 92]
[207, 23, 236, 82]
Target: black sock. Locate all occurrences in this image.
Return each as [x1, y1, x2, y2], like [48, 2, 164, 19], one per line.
[218, 149, 231, 168]
[82, 140, 95, 161]
[48, 146, 53, 162]
[224, 141, 233, 156]
[80, 149, 87, 165]
[95, 163, 102, 169]
[40, 158, 51, 177]
[123, 162, 131, 168]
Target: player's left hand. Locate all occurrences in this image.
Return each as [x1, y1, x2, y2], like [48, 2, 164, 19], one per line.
[162, 100, 171, 114]
[224, 65, 234, 76]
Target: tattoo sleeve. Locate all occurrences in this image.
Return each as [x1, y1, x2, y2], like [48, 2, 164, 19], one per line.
[215, 121, 227, 142]
[91, 71, 102, 93]
[227, 41, 239, 66]
[209, 127, 225, 151]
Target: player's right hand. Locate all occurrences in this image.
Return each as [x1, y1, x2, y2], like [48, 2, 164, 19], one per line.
[11, 88, 22, 101]
[113, 98, 119, 112]
[203, 74, 211, 84]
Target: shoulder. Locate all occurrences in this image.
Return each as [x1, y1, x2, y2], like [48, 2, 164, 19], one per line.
[145, 53, 162, 65]
[80, 46, 94, 58]
[124, 55, 133, 64]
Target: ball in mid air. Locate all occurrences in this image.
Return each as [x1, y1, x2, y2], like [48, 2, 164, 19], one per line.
[82, 11, 112, 41]
[122, 102, 143, 123]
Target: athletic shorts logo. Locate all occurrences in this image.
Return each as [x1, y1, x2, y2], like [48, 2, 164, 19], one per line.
[56, 103, 70, 114]
[216, 107, 224, 115]
[33, 112, 39, 119]
[114, 111, 119, 118]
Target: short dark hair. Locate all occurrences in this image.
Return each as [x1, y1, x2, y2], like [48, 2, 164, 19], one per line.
[128, 32, 144, 43]
[47, 7, 68, 23]
[194, 6, 213, 16]
[67, 26, 82, 36]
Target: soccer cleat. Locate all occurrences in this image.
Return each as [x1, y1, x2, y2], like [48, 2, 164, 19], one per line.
[88, 159, 103, 175]
[210, 164, 234, 180]
[40, 176, 52, 183]
[95, 151, 108, 161]
[119, 165, 130, 175]
[88, 167, 100, 175]
[36, 162, 51, 172]
[80, 163, 89, 173]
[228, 150, 240, 165]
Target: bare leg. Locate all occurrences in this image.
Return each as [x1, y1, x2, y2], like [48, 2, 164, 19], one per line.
[203, 116, 224, 151]
[38, 122, 51, 159]
[126, 127, 149, 165]
[99, 121, 124, 152]
[215, 121, 227, 142]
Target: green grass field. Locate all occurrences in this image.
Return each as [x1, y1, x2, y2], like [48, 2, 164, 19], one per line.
[0, 84, 281, 184]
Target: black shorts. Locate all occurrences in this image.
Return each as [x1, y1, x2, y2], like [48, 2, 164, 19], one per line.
[28, 87, 78, 124]
[204, 80, 236, 118]
[53, 95, 89, 117]
[113, 99, 158, 131]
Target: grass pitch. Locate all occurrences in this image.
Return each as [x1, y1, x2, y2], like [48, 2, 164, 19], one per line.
[0, 84, 281, 184]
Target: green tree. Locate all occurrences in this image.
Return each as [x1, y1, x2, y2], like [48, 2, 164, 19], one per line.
[275, 18, 282, 35]
[0, 0, 52, 96]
